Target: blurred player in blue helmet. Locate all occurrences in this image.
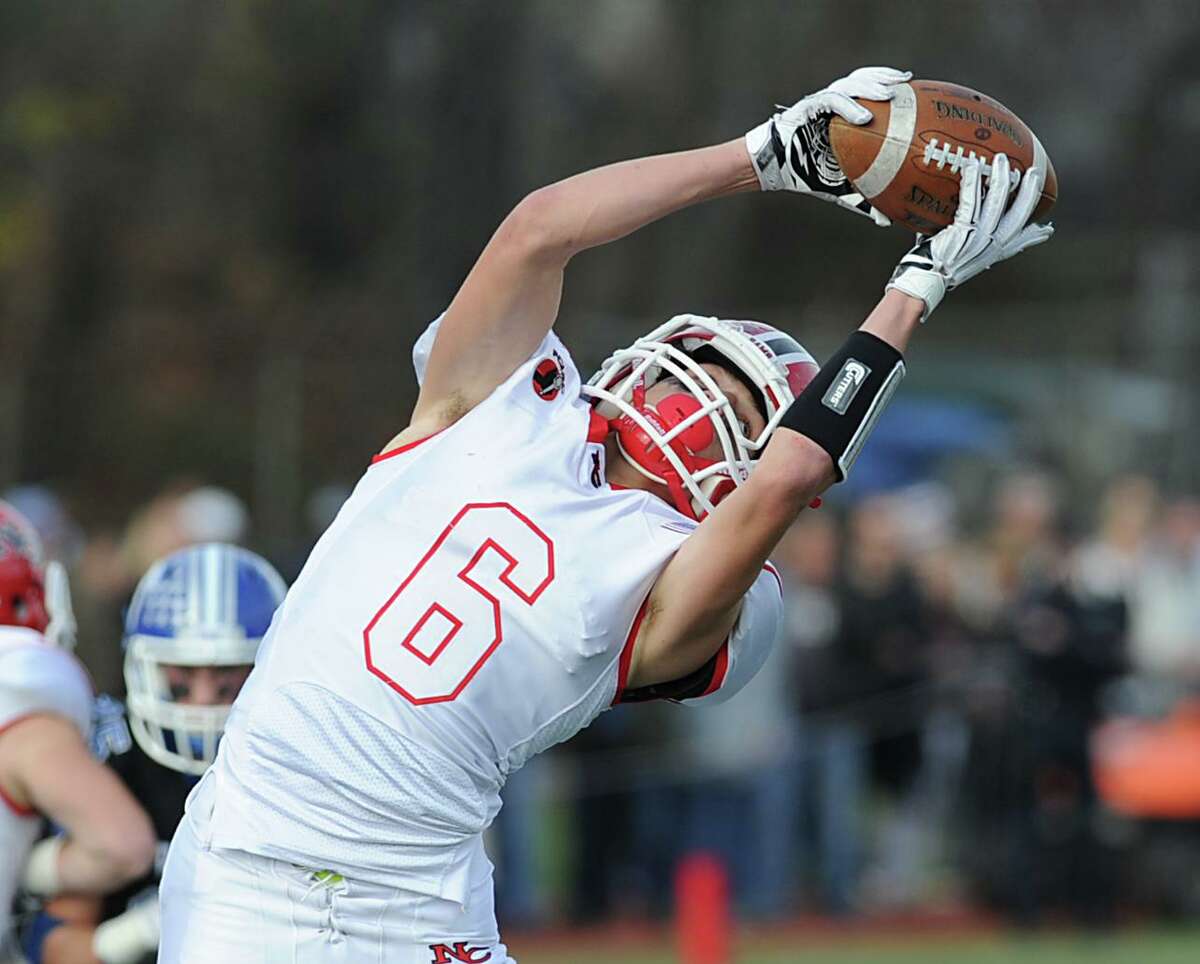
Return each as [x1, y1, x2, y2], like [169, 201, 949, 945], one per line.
[23, 543, 286, 964]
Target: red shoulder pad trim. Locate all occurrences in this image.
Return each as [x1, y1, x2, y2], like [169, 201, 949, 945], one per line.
[612, 593, 651, 706]
[587, 410, 609, 444]
[698, 641, 730, 698]
[0, 780, 35, 818]
[763, 562, 783, 596]
[371, 430, 443, 466]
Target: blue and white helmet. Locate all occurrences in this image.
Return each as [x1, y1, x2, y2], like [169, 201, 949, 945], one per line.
[123, 543, 287, 775]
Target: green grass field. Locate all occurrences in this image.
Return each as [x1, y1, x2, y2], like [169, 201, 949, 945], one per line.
[518, 927, 1200, 963]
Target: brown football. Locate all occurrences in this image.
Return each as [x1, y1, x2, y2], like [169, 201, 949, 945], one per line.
[829, 79, 1057, 234]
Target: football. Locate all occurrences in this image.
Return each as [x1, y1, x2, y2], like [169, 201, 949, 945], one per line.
[829, 79, 1057, 234]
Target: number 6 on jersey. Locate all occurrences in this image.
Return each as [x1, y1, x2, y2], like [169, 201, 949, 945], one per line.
[363, 503, 555, 704]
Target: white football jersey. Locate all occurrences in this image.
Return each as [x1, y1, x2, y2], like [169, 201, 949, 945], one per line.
[0, 627, 93, 950]
[207, 319, 782, 902]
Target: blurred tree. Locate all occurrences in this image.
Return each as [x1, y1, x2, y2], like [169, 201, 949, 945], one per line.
[0, 0, 1196, 546]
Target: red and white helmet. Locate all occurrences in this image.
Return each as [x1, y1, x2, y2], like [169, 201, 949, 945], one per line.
[584, 314, 819, 520]
[0, 499, 49, 633]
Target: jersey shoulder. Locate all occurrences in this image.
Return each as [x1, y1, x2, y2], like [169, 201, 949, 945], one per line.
[413, 313, 584, 417]
[618, 563, 784, 707]
[0, 628, 92, 735]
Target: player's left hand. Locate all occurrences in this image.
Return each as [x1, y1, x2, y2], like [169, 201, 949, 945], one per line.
[886, 152, 1055, 320]
[745, 66, 912, 226]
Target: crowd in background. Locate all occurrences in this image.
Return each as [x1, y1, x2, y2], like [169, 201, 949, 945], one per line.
[490, 470, 1200, 929]
[10, 466, 1200, 931]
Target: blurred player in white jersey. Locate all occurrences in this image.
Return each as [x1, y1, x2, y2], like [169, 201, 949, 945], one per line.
[160, 67, 1053, 962]
[0, 501, 155, 962]
[23, 544, 286, 964]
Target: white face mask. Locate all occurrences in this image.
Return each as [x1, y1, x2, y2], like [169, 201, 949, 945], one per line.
[124, 634, 259, 775]
[584, 314, 817, 519]
[121, 542, 288, 776]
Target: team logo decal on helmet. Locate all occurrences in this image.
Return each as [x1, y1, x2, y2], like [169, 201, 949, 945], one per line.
[583, 315, 818, 520]
[532, 352, 566, 401]
[123, 542, 287, 775]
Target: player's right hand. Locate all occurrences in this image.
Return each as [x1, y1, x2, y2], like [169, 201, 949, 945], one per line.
[744, 66, 911, 225]
[886, 152, 1054, 320]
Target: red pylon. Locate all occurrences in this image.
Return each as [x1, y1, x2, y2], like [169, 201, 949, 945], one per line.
[674, 852, 731, 964]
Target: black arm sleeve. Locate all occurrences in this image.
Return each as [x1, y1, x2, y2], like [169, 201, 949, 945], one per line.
[778, 330, 905, 481]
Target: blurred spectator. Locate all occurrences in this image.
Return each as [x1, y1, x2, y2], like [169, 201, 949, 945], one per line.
[566, 706, 649, 922]
[661, 592, 805, 920]
[1074, 474, 1158, 600]
[776, 511, 851, 913]
[71, 483, 251, 695]
[1127, 497, 1200, 682]
[956, 471, 1062, 630]
[959, 473, 1128, 925]
[2, 485, 85, 568]
[1005, 569, 1127, 926]
[784, 498, 930, 913]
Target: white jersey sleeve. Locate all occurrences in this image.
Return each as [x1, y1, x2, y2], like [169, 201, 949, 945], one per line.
[614, 563, 784, 707]
[0, 627, 92, 736]
[683, 564, 783, 706]
[411, 315, 443, 385]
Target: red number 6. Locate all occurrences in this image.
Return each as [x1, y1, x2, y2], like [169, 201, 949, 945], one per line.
[363, 503, 554, 705]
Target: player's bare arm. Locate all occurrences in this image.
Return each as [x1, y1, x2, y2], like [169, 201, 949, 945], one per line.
[392, 68, 915, 452]
[2, 714, 156, 894]
[628, 151, 1053, 688]
[396, 142, 757, 447]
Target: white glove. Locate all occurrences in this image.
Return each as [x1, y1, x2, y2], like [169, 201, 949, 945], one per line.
[44, 560, 78, 651]
[886, 152, 1054, 320]
[745, 66, 912, 226]
[93, 893, 160, 964]
[22, 837, 63, 897]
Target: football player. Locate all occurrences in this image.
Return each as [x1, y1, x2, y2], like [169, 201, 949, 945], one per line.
[23, 544, 287, 964]
[0, 501, 155, 962]
[160, 67, 1053, 962]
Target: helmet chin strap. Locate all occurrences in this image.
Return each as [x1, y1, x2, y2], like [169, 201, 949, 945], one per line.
[612, 434, 699, 519]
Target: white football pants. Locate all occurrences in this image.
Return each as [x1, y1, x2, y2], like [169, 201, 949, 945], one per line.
[158, 776, 514, 964]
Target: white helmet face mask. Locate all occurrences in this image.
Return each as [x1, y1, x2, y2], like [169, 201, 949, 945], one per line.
[123, 542, 287, 775]
[584, 314, 819, 519]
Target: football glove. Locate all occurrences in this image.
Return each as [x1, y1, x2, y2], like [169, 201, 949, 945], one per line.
[886, 152, 1054, 320]
[93, 891, 160, 964]
[745, 66, 912, 226]
[21, 837, 63, 896]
